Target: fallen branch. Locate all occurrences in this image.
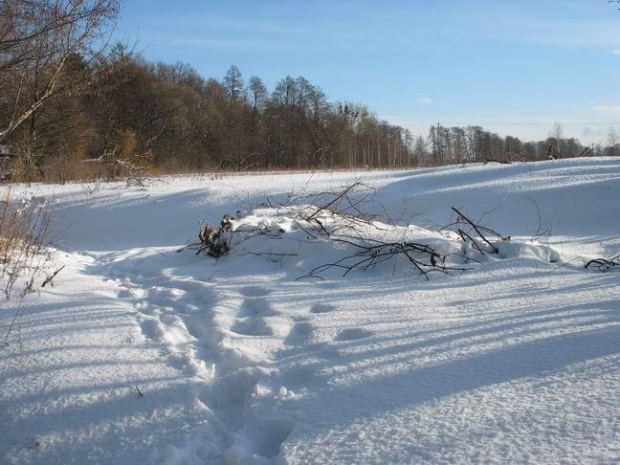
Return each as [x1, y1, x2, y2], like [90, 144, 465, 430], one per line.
[450, 207, 510, 254]
[300, 238, 470, 280]
[457, 229, 485, 254]
[306, 182, 362, 221]
[584, 256, 620, 272]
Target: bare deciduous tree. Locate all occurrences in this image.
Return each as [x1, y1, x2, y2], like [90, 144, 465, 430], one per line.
[0, 0, 119, 142]
[223, 65, 245, 103]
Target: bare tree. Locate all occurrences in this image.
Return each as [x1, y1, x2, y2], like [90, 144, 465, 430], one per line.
[0, 0, 119, 141]
[247, 75, 267, 111]
[223, 65, 245, 102]
[413, 136, 427, 167]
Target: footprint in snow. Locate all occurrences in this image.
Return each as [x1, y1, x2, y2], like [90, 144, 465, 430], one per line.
[149, 287, 185, 307]
[240, 297, 278, 317]
[284, 321, 314, 346]
[117, 288, 132, 298]
[240, 286, 271, 297]
[310, 303, 337, 314]
[252, 418, 295, 458]
[229, 418, 295, 460]
[172, 280, 204, 292]
[335, 328, 374, 341]
[231, 317, 274, 336]
[139, 318, 165, 340]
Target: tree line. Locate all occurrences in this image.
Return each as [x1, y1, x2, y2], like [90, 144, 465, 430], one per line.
[1, 42, 416, 180]
[425, 122, 614, 165]
[1, 1, 619, 183]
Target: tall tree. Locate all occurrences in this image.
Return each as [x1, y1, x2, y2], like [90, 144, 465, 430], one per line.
[223, 65, 244, 102]
[247, 75, 267, 111]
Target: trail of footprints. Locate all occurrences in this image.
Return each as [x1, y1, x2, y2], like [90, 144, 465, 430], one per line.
[107, 264, 375, 462]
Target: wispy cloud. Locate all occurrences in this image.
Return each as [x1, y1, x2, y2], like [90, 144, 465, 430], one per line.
[416, 96, 434, 105]
[613, 49, 620, 56]
[595, 104, 620, 114]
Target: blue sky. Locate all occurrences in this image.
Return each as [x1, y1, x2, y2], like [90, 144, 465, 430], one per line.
[116, 0, 620, 143]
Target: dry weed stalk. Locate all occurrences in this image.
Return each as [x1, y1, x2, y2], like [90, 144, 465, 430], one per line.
[0, 191, 51, 299]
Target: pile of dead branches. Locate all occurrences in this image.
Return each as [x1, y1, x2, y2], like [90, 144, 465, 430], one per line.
[188, 183, 524, 280]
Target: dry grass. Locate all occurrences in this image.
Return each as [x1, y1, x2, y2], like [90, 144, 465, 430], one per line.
[0, 190, 51, 299]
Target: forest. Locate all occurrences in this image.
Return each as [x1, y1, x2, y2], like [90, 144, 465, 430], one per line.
[1, 1, 619, 183]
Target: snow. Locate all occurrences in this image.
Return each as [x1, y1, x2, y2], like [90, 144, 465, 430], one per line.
[1, 157, 620, 464]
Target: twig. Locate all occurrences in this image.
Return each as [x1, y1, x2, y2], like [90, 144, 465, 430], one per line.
[457, 229, 485, 254]
[41, 265, 65, 287]
[451, 207, 499, 253]
[584, 256, 620, 272]
[306, 181, 362, 220]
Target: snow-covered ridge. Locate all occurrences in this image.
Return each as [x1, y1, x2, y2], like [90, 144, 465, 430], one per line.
[1, 158, 619, 464]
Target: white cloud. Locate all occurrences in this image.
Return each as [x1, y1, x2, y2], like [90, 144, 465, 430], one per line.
[416, 96, 434, 105]
[594, 104, 620, 114]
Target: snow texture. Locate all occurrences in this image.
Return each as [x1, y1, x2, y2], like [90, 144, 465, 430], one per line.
[1, 158, 620, 464]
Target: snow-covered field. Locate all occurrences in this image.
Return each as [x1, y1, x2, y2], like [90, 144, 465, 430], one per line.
[1, 158, 620, 464]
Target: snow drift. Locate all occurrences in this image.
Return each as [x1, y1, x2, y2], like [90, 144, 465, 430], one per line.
[1, 157, 619, 464]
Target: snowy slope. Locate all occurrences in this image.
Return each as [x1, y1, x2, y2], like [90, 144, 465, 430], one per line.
[1, 158, 619, 464]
